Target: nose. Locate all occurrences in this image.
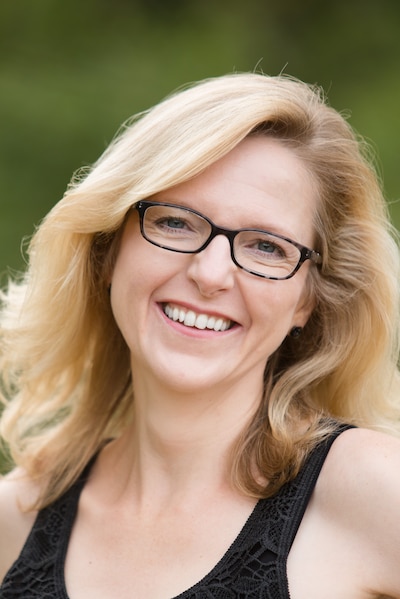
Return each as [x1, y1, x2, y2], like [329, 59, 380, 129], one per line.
[186, 235, 236, 296]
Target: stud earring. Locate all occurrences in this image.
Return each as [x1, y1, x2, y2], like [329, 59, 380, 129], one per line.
[290, 326, 303, 338]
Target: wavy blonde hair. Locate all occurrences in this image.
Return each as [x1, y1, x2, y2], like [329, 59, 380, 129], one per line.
[1, 73, 400, 507]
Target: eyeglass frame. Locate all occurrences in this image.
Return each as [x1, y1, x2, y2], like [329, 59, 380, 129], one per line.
[135, 200, 322, 281]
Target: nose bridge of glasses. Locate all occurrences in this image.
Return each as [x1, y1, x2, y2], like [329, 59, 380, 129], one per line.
[201, 222, 237, 255]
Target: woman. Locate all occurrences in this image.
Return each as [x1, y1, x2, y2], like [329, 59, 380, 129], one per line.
[1, 73, 400, 598]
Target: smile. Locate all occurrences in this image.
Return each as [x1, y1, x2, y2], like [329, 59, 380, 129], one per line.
[163, 303, 233, 332]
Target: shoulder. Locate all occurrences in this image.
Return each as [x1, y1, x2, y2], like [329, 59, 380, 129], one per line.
[317, 427, 400, 514]
[320, 426, 400, 491]
[0, 469, 38, 583]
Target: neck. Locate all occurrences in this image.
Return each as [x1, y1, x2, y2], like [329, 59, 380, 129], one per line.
[100, 371, 263, 507]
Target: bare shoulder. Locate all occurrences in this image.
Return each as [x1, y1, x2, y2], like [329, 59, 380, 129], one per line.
[320, 426, 400, 488]
[317, 427, 400, 510]
[0, 469, 39, 583]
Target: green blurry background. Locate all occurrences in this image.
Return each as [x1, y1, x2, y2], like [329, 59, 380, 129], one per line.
[1, 0, 400, 278]
[0, 0, 399, 468]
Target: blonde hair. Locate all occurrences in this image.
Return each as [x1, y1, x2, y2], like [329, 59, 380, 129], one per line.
[1, 73, 400, 507]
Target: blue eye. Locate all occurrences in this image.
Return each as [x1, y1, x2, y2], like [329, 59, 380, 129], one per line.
[257, 240, 285, 257]
[162, 217, 187, 229]
[240, 235, 287, 261]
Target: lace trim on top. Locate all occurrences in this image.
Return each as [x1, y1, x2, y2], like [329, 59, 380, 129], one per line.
[0, 425, 351, 599]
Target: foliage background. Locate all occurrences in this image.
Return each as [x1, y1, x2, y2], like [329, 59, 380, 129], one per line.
[1, 0, 400, 277]
[0, 0, 399, 468]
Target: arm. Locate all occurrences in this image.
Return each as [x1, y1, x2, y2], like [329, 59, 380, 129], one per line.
[319, 427, 400, 598]
[289, 427, 400, 598]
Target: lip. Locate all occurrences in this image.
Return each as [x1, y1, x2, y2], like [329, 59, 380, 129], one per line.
[157, 301, 239, 334]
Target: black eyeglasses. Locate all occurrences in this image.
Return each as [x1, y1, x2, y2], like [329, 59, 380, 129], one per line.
[135, 201, 322, 280]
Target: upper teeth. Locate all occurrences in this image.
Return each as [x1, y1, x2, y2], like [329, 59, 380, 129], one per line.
[164, 304, 231, 332]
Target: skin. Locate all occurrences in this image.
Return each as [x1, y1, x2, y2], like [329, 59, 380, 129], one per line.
[1, 136, 400, 598]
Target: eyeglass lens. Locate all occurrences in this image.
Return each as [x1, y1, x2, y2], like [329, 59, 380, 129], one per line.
[141, 204, 303, 279]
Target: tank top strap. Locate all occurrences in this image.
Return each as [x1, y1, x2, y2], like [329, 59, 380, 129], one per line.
[273, 423, 355, 581]
[0, 455, 97, 598]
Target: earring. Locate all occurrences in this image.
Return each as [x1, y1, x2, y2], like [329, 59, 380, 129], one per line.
[290, 326, 303, 338]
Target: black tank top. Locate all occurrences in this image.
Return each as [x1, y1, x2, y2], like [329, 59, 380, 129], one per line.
[0, 425, 351, 598]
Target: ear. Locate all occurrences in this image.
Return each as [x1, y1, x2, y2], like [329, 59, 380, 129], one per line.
[100, 225, 126, 288]
[291, 280, 316, 330]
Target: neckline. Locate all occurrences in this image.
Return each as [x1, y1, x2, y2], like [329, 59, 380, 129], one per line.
[167, 499, 264, 599]
[55, 466, 264, 599]
[54, 424, 351, 598]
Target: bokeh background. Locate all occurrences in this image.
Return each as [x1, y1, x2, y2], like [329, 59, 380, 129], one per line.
[1, 0, 400, 279]
[0, 0, 399, 470]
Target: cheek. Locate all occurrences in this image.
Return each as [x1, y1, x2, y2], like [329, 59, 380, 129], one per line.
[250, 278, 310, 337]
[111, 229, 156, 294]
[109, 236, 144, 333]
[109, 236, 182, 332]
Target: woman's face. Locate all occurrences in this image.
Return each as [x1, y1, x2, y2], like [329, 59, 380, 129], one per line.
[110, 136, 318, 397]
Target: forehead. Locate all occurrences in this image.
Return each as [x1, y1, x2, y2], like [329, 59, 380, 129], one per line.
[153, 136, 318, 244]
